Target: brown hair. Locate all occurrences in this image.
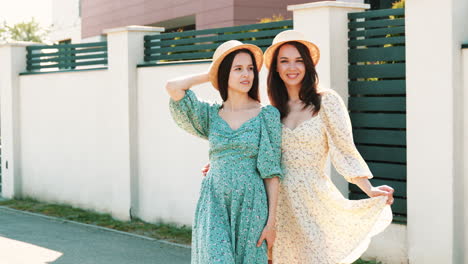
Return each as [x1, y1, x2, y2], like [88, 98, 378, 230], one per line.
[217, 49, 260, 102]
[267, 41, 320, 118]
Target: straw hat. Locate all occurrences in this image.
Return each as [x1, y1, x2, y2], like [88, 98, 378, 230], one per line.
[264, 30, 320, 69]
[208, 40, 263, 90]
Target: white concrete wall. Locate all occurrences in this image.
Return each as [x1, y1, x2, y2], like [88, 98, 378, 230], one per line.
[50, 0, 82, 43]
[0, 42, 31, 199]
[18, 70, 121, 215]
[362, 223, 408, 264]
[406, 0, 468, 263]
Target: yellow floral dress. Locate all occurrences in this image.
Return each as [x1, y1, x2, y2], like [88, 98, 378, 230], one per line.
[273, 89, 392, 264]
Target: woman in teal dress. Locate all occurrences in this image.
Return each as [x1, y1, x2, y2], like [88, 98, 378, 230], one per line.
[165, 40, 283, 263]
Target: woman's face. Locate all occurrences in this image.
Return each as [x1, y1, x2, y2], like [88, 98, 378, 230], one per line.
[276, 44, 305, 90]
[228, 52, 255, 94]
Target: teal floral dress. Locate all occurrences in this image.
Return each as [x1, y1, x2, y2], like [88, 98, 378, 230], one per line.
[169, 90, 283, 264]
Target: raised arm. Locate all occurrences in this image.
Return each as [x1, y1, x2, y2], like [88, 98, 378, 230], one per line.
[165, 72, 210, 101]
[167, 72, 213, 139]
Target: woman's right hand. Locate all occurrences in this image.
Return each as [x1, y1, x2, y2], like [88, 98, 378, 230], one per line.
[165, 72, 210, 101]
[201, 163, 210, 177]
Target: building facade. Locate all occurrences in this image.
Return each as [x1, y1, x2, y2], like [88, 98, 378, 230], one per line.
[52, 0, 328, 42]
[51, 0, 397, 43]
[81, 0, 324, 38]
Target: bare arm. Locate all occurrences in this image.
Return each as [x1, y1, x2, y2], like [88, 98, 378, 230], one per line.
[257, 176, 280, 249]
[264, 177, 280, 228]
[165, 72, 209, 101]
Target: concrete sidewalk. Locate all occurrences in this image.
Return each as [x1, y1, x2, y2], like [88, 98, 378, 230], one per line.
[0, 206, 191, 264]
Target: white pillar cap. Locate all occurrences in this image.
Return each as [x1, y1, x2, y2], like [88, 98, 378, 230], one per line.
[103, 25, 165, 35]
[288, 1, 369, 11]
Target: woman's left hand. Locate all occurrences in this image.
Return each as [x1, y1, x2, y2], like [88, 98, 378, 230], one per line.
[201, 163, 210, 177]
[256, 224, 276, 250]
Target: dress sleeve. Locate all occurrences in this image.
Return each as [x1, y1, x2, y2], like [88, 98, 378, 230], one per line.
[320, 90, 372, 183]
[257, 105, 284, 180]
[169, 90, 211, 140]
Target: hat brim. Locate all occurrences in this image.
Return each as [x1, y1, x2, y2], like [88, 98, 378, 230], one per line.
[208, 44, 263, 90]
[264, 40, 320, 69]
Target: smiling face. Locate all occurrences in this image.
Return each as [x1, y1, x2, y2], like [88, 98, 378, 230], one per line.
[276, 44, 306, 90]
[267, 41, 319, 118]
[227, 52, 255, 94]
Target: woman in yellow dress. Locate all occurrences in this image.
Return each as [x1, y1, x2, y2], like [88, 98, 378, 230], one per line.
[264, 30, 394, 264]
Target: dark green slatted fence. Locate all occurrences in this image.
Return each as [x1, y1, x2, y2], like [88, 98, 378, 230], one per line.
[348, 8, 407, 223]
[26, 42, 108, 72]
[143, 20, 293, 63]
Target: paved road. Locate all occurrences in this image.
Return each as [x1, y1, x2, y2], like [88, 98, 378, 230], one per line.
[0, 207, 191, 264]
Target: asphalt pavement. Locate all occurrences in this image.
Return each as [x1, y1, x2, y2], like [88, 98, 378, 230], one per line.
[0, 206, 191, 264]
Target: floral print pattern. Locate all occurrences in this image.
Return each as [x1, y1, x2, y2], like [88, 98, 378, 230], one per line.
[169, 90, 283, 264]
[273, 89, 392, 264]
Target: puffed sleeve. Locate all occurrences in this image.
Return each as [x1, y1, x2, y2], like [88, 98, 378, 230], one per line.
[320, 89, 372, 182]
[257, 105, 283, 180]
[169, 90, 211, 140]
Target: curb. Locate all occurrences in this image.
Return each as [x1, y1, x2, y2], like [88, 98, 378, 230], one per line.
[0, 205, 191, 250]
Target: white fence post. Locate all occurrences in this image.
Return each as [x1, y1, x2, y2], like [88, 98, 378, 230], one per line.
[406, 0, 468, 263]
[405, 0, 468, 264]
[0, 42, 32, 198]
[103, 26, 164, 220]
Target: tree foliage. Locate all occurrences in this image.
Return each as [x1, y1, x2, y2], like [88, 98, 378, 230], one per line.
[0, 25, 7, 41]
[259, 14, 285, 24]
[392, 0, 405, 9]
[0, 18, 49, 43]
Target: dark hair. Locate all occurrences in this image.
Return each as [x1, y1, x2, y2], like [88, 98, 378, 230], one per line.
[267, 41, 320, 119]
[217, 49, 260, 102]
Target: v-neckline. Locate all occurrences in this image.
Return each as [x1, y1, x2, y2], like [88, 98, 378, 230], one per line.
[282, 116, 317, 132]
[216, 105, 264, 132]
